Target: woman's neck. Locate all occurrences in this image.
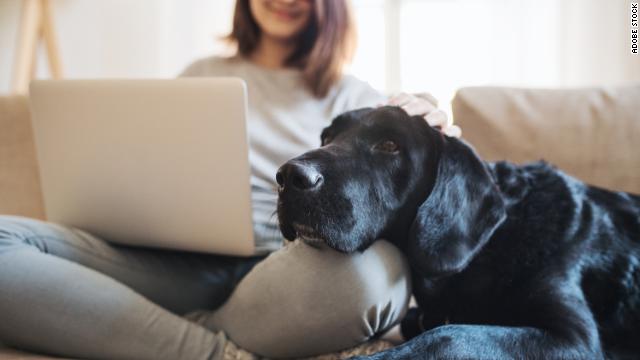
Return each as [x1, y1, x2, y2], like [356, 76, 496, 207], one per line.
[250, 35, 296, 69]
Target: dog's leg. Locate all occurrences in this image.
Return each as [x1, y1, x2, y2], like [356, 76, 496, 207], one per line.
[352, 324, 599, 360]
[351, 287, 602, 360]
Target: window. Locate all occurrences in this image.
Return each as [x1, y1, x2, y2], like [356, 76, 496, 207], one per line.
[349, 0, 633, 115]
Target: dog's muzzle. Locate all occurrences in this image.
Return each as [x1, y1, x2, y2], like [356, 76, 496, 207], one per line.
[276, 161, 324, 192]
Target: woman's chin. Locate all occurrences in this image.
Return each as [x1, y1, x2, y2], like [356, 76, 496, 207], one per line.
[262, 23, 308, 41]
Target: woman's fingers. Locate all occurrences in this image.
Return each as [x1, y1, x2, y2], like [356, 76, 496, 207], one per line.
[443, 124, 462, 138]
[425, 110, 461, 138]
[387, 93, 413, 107]
[424, 109, 448, 128]
[413, 92, 439, 107]
[402, 99, 437, 117]
[386, 92, 462, 138]
[389, 93, 437, 117]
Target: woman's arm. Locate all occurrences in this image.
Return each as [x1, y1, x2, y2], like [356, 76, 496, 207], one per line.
[342, 76, 461, 137]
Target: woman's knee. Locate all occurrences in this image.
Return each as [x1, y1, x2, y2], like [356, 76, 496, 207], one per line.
[207, 239, 411, 358]
[340, 239, 412, 335]
[318, 239, 412, 340]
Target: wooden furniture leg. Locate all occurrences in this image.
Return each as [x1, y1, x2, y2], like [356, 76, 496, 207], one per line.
[11, 0, 62, 95]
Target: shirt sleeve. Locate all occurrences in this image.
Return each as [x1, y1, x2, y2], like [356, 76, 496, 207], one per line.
[178, 59, 205, 77]
[346, 76, 387, 109]
[177, 56, 226, 77]
[330, 75, 387, 118]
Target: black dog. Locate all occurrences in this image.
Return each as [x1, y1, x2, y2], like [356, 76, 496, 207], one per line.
[276, 106, 640, 360]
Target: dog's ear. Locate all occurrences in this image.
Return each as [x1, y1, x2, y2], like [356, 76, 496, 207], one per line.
[408, 135, 506, 277]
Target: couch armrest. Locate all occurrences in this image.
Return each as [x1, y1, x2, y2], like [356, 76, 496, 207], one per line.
[0, 95, 45, 219]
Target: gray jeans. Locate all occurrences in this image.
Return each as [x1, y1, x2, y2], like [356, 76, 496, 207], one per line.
[0, 215, 411, 360]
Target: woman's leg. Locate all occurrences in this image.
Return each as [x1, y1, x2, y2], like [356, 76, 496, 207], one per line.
[0, 215, 261, 360]
[190, 239, 412, 358]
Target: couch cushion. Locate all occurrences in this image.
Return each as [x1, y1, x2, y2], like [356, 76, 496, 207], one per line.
[452, 85, 640, 194]
[0, 96, 45, 219]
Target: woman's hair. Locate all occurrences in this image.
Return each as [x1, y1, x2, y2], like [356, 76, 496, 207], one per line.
[228, 0, 356, 98]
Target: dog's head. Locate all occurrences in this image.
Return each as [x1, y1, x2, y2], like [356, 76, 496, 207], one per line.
[276, 106, 506, 276]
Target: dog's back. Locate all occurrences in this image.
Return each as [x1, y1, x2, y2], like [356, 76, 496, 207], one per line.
[580, 185, 640, 359]
[489, 161, 640, 359]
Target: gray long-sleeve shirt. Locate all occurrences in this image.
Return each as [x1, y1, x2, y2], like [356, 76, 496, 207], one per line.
[181, 55, 385, 253]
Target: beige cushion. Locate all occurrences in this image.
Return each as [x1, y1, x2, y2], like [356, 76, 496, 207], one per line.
[452, 85, 640, 194]
[0, 96, 45, 219]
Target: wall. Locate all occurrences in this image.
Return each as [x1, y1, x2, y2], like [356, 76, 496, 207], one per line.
[0, 0, 235, 93]
[1, 0, 639, 99]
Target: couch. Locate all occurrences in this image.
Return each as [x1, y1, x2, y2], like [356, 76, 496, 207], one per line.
[452, 85, 640, 194]
[1, 84, 638, 359]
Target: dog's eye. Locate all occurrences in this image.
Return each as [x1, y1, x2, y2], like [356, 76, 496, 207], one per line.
[321, 135, 334, 146]
[374, 140, 399, 153]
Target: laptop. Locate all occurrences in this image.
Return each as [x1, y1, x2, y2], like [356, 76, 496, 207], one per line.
[29, 78, 256, 256]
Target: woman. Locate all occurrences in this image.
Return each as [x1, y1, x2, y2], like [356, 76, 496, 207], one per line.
[0, 0, 459, 359]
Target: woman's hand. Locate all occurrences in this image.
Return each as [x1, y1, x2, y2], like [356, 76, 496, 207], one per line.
[385, 92, 462, 138]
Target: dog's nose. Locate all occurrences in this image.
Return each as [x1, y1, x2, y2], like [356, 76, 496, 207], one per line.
[276, 162, 323, 191]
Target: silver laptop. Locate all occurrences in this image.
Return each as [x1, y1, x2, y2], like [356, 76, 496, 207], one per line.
[29, 79, 255, 256]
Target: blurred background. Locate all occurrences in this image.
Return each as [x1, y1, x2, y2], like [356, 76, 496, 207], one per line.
[1, 0, 639, 114]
